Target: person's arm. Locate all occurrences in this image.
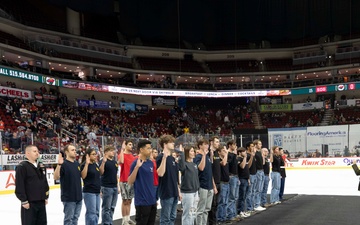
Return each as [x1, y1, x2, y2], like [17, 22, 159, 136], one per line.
[53, 153, 64, 180]
[128, 158, 143, 185]
[239, 157, 247, 169]
[270, 149, 274, 163]
[157, 152, 169, 177]
[220, 147, 228, 166]
[198, 152, 206, 171]
[352, 159, 360, 175]
[99, 156, 107, 175]
[118, 141, 126, 164]
[248, 153, 254, 167]
[178, 151, 186, 173]
[15, 163, 28, 206]
[81, 155, 90, 179]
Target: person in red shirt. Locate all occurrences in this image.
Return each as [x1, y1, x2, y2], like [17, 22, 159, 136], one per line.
[0, 117, 5, 140]
[118, 140, 136, 225]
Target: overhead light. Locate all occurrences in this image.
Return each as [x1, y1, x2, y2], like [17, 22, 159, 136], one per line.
[18, 56, 21, 58]
[185, 79, 188, 82]
[107, 71, 109, 73]
[59, 64, 61, 66]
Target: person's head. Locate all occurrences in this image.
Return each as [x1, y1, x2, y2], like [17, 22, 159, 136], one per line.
[104, 145, 116, 159]
[272, 146, 280, 155]
[151, 148, 158, 160]
[253, 139, 262, 150]
[227, 140, 237, 151]
[210, 136, 220, 149]
[197, 139, 209, 153]
[159, 135, 175, 151]
[237, 147, 247, 157]
[25, 145, 39, 163]
[82, 148, 97, 163]
[245, 141, 255, 152]
[64, 144, 77, 160]
[262, 148, 269, 157]
[279, 148, 284, 155]
[137, 139, 152, 158]
[124, 140, 133, 152]
[184, 146, 196, 160]
[218, 145, 227, 158]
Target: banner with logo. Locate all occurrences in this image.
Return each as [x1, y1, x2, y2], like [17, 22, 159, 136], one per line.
[348, 124, 360, 153]
[0, 66, 42, 83]
[1, 154, 58, 165]
[293, 102, 324, 111]
[0, 86, 33, 99]
[120, 102, 135, 111]
[306, 125, 348, 157]
[268, 128, 306, 154]
[260, 104, 292, 112]
[77, 99, 109, 109]
[152, 96, 176, 106]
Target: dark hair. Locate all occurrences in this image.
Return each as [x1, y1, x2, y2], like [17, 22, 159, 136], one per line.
[125, 139, 133, 145]
[227, 140, 235, 149]
[184, 146, 194, 160]
[197, 138, 209, 149]
[81, 148, 96, 164]
[137, 139, 152, 152]
[245, 141, 253, 149]
[237, 147, 246, 155]
[210, 136, 219, 143]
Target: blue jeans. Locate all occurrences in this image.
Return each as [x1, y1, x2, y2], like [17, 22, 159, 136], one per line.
[101, 187, 118, 225]
[270, 172, 281, 203]
[217, 182, 230, 222]
[160, 197, 178, 225]
[254, 170, 265, 208]
[196, 188, 213, 225]
[261, 175, 270, 206]
[63, 201, 82, 225]
[181, 192, 198, 225]
[246, 174, 257, 211]
[237, 178, 249, 213]
[227, 176, 239, 220]
[83, 192, 100, 225]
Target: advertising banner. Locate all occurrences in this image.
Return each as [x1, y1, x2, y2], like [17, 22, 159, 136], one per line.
[306, 125, 348, 157]
[152, 96, 176, 106]
[135, 104, 149, 113]
[0, 86, 33, 100]
[0, 66, 42, 82]
[293, 102, 324, 111]
[348, 124, 360, 153]
[77, 99, 109, 109]
[1, 154, 58, 165]
[0, 168, 54, 193]
[268, 128, 307, 154]
[260, 104, 292, 112]
[120, 102, 135, 111]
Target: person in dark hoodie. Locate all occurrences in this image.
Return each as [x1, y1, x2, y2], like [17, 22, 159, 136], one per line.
[15, 145, 49, 225]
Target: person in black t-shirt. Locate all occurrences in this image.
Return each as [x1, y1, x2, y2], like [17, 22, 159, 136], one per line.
[270, 146, 281, 204]
[216, 145, 230, 223]
[237, 147, 251, 218]
[253, 139, 266, 212]
[208, 136, 221, 225]
[226, 140, 240, 221]
[54, 144, 83, 225]
[80, 148, 101, 225]
[245, 141, 256, 213]
[261, 148, 270, 207]
[279, 148, 287, 201]
[15, 145, 49, 225]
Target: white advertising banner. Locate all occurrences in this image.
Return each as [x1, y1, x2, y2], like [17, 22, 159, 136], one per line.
[1, 154, 58, 165]
[0, 86, 33, 99]
[268, 128, 307, 155]
[348, 124, 360, 153]
[306, 125, 349, 156]
[293, 102, 324, 111]
[286, 157, 359, 168]
[0, 168, 54, 193]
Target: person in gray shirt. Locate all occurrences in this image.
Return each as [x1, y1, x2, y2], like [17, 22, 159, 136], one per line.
[178, 145, 200, 225]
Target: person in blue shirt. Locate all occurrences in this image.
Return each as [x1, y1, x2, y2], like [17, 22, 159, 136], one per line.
[128, 139, 157, 225]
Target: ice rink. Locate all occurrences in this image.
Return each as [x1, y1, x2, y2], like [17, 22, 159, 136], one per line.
[1, 167, 359, 225]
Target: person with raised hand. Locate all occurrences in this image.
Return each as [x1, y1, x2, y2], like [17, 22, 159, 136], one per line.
[178, 144, 199, 225]
[128, 139, 157, 225]
[80, 149, 101, 225]
[54, 144, 83, 225]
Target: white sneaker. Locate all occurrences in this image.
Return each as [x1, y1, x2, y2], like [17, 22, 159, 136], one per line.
[240, 211, 250, 218]
[254, 206, 266, 211]
[275, 201, 282, 204]
[128, 219, 136, 225]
